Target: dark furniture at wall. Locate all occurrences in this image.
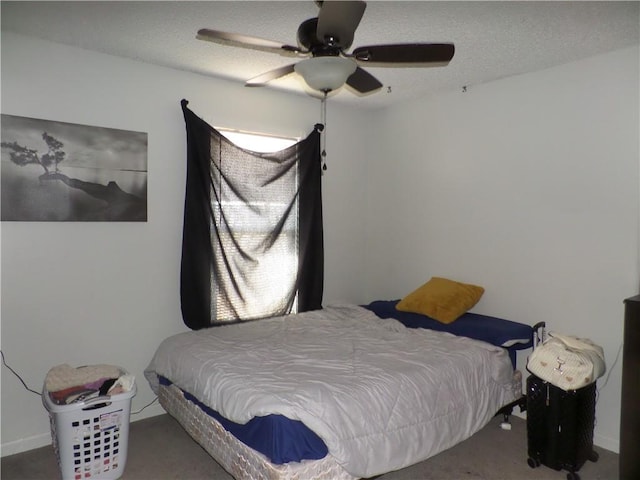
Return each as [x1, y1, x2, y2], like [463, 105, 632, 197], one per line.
[621, 295, 640, 480]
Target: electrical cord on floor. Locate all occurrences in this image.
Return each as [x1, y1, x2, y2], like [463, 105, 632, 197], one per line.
[131, 396, 159, 415]
[0, 350, 42, 396]
[2, 349, 159, 413]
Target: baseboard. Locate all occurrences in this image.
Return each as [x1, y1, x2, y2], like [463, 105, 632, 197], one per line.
[2, 405, 618, 462]
[1, 433, 51, 458]
[594, 432, 620, 454]
[1, 403, 166, 458]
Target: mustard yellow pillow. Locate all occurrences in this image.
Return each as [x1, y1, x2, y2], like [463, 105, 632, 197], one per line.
[396, 277, 485, 324]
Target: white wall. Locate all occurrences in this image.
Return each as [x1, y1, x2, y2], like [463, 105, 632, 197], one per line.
[364, 46, 640, 453]
[3, 31, 638, 458]
[0, 32, 370, 455]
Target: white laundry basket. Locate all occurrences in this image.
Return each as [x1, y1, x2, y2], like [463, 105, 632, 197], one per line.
[43, 374, 136, 480]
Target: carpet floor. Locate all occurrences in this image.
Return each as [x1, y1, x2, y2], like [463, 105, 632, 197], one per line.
[2, 413, 618, 480]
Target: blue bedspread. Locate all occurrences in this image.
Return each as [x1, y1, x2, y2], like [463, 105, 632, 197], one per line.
[363, 300, 533, 367]
[159, 376, 328, 463]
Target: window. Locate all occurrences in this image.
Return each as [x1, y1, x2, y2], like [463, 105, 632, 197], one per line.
[219, 129, 296, 153]
[180, 101, 324, 330]
[213, 129, 300, 322]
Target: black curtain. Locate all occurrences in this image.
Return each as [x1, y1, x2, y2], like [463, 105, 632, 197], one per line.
[180, 100, 324, 329]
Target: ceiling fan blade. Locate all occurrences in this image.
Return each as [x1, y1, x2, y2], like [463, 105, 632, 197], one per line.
[352, 43, 455, 67]
[245, 64, 297, 87]
[346, 66, 383, 94]
[317, 0, 366, 50]
[197, 29, 302, 56]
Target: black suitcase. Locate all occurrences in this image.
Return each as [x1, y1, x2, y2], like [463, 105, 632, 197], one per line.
[526, 374, 599, 480]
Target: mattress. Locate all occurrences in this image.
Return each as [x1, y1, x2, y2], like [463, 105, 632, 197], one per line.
[146, 305, 521, 478]
[158, 375, 328, 464]
[158, 381, 356, 480]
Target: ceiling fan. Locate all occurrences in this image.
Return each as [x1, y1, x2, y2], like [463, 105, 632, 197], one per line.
[196, 0, 455, 95]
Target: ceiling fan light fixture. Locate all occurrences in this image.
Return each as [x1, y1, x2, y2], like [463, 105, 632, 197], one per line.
[198, 1, 455, 96]
[294, 56, 357, 92]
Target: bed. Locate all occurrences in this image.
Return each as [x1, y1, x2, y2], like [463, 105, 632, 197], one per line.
[145, 302, 534, 480]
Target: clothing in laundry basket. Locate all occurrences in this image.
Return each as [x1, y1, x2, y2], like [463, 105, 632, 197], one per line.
[45, 364, 134, 405]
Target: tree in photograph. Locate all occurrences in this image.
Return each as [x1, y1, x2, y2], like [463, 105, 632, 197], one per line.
[1, 131, 66, 174]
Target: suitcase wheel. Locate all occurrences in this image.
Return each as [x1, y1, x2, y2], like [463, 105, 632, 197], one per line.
[566, 472, 580, 480]
[527, 457, 540, 469]
[588, 450, 599, 463]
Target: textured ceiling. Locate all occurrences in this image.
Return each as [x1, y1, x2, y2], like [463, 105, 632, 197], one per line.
[2, 1, 639, 109]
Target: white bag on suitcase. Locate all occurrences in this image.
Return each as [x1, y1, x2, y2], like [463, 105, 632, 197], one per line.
[527, 332, 606, 391]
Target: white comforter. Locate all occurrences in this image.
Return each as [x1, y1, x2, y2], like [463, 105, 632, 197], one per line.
[145, 305, 518, 478]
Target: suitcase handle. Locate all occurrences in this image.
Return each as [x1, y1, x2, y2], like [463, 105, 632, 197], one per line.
[531, 322, 546, 349]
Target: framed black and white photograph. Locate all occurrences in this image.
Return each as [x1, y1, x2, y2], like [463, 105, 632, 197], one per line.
[1, 114, 148, 221]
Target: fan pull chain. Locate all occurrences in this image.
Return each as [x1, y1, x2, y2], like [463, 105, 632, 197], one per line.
[321, 91, 327, 171]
